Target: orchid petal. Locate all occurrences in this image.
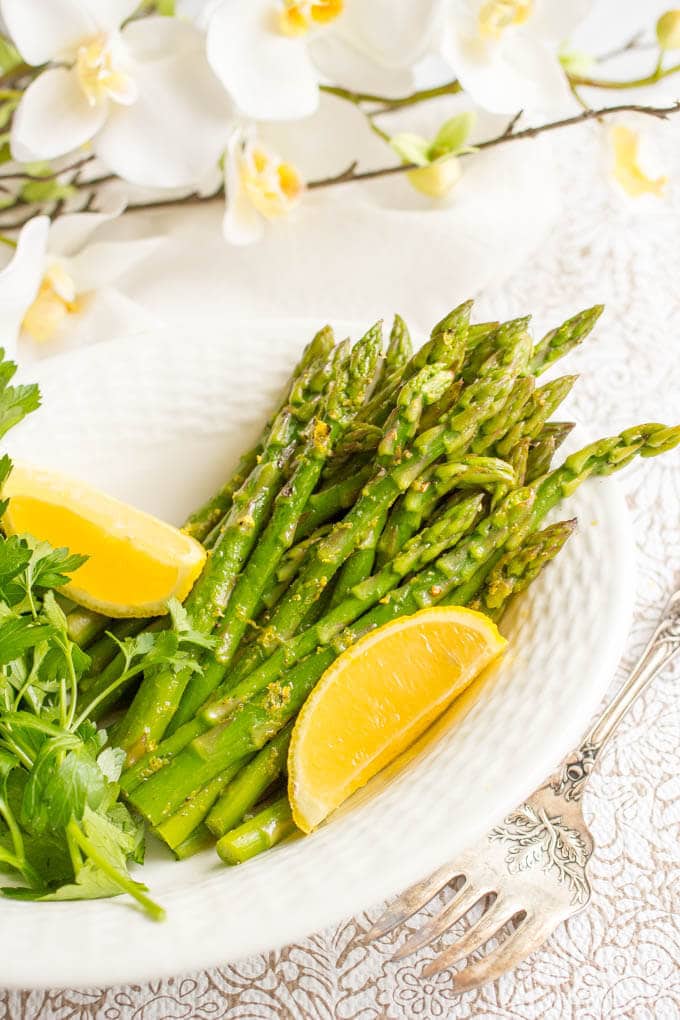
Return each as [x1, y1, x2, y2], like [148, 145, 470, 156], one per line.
[222, 131, 264, 246]
[309, 34, 417, 97]
[530, 0, 592, 43]
[206, 0, 319, 121]
[0, 0, 94, 64]
[11, 67, 108, 162]
[337, 0, 444, 68]
[25, 287, 162, 361]
[70, 237, 162, 292]
[261, 93, 384, 180]
[176, 0, 222, 30]
[78, 0, 140, 34]
[0, 215, 49, 357]
[443, 28, 570, 114]
[94, 18, 232, 187]
[46, 190, 128, 258]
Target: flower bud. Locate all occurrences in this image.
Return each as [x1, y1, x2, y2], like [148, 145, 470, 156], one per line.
[656, 10, 680, 50]
[407, 157, 462, 199]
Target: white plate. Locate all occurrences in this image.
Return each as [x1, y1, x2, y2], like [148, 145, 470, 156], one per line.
[4, 320, 635, 990]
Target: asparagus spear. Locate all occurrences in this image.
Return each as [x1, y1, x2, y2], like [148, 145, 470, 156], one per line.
[376, 455, 515, 568]
[461, 316, 531, 384]
[471, 519, 577, 618]
[216, 796, 296, 865]
[112, 347, 337, 760]
[372, 314, 413, 392]
[529, 305, 604, 376]
[470, 376, 535, 453]
[525, 422, 575, 482]
[171, 328, 387, 728]
[295, 464, 374, 540]
[182, 325, 336, 541]
[495, 375, 577, 457]
[213, 326, 383, 666]
[329, 511, 387, 608]
[357, 300, 472, 427]
[65, 608, 109, 648]
[206, 723, 293, 838]
[154, 759, 248, 853]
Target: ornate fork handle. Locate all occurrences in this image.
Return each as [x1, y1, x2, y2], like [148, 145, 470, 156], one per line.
[552, 588, 680, 801]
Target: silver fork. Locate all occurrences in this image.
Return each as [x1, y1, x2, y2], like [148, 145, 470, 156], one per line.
[365, 588, 680, 993]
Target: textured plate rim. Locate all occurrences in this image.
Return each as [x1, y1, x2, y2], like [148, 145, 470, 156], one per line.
[3, 320, 635, 990]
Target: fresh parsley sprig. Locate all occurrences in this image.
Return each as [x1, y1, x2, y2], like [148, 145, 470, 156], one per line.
[0, 346, 173, 920]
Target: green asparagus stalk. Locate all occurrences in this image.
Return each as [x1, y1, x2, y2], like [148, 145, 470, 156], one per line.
[212, 327, 383, 667]
[65, 608, 109, 648]
[471, 376, 535, 453]
[525, 422, 575, 482]
[495, 375, 577, 457]
[295, 463, 374, 540]
[206, 723, 293, 838]
[330, 510, 387, 608]
[112, 347, 338, 760]
[216, 796, 296, 865]
[182, 325, 336, 541]
[529, 305, 604, 376]
[170, 328, 387, 728]
[174, 825, 215, 860]
[471, 519, 577, 618]
[376, 455, 515, 568]
[154, 759, 248, 853]
[372, 314, 413, 392]
[461, 316, 531, 384]
[357, 300, 472, 427]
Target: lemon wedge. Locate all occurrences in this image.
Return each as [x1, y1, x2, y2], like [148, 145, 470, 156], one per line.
[288, 606, 506, 832]
[2, 462, 206, 617]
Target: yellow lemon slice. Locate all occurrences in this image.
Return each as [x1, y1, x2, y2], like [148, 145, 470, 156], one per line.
[2, 462, 206, 618]
[288, 606, 507, 833]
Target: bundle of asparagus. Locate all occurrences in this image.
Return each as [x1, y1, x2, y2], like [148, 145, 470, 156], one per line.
[70, 301, 680, 867]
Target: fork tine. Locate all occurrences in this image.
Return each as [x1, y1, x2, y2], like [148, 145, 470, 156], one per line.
[365, 861, 465, 941]
[392, 879, 492, 960]
[449, 913, 553, 994]
[421, 898, 520, 974]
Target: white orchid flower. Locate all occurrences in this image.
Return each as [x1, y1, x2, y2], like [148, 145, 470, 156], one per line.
[222, 127, 304, 245]
[185, 0, 442, 121]
[197, 0, 341, 121]
[610, 124, 667, 199]
[440, 0, 591, 114]
[0, 204, 160, 357]
[1, 0, 233, 187]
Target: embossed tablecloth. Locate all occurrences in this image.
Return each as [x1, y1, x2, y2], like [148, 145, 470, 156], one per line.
[3, 84, 680, 1020]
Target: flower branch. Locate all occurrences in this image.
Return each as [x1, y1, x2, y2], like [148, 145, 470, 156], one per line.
[307, 100, 680, 190]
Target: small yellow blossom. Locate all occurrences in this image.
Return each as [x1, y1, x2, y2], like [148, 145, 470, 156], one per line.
[656, 10, 680, 50]
[611, 125, 667, 199]
[278, 0, 343, 37]
[478, 0, 533, 40]
[407, 157, 462, 199]
[21, 264, 83, 343]
[75, 34, 137, 107]
[241, 144, 303, 220]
